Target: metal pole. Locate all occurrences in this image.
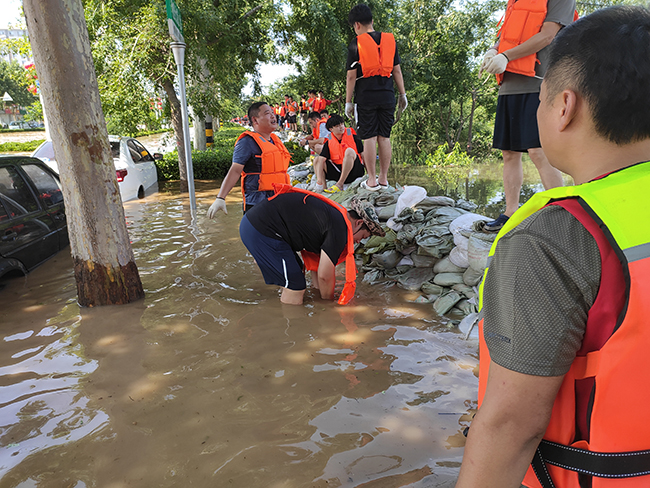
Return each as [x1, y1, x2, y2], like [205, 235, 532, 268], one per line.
[170, 41, 196, 214]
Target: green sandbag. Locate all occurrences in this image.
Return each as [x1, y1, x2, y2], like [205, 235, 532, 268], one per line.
[433, 291, 462, 315]
[433, 272, 465, 286]
[421, 282, 445, 295]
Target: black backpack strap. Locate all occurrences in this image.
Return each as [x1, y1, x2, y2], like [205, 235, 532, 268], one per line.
[532, 445, 557, 488]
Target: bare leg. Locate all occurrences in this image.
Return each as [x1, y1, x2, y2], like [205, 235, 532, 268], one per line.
[528, 147, 564, 190]
[363, 136, 378, 187]
[313, 155, 327, 186]
[501, 150, 524, 217]
[281, 287, 305, 305]
[377, 136, 392, 186]
[335, 148, 357, 189]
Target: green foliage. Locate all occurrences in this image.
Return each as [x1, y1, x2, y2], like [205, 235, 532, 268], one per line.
[24, 100, 43, 122]
[0, 139, 45, 152]
[283, 140, 310, 165]
[157, 147, 234, 180]
[425, 142, 474, 167]
[0, 59, 38, 108]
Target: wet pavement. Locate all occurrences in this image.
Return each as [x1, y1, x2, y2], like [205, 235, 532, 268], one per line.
[0, 182, 478, 488]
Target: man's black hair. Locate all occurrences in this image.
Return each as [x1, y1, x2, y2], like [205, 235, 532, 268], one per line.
[308, 89, 317, 95]
[326, 114, 345, 130]
[248, 101, 268, 120]
[321, 109, 329, 115]
[546, 5, 650, 144]
[349, 4, 373, 26]
[347, 210, 370, 232]
[308, 111, 321, 120]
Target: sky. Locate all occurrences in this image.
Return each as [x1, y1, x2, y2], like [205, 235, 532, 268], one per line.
[3, 0, 291, 90]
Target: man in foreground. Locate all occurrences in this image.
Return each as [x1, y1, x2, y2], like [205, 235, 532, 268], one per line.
[312, 114, 365, 193]
[479, 0, 575, 230]
[240, 189, 385, 305]
[457, 6, 650, 487]
[207, 102, 291, 216]
[345, 3, 407, 192]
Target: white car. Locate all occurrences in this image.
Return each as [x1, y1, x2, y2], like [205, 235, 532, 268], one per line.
[32, 136, 160, 202]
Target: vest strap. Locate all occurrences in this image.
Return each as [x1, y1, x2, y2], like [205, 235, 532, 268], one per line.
[536, 440, 650, 479]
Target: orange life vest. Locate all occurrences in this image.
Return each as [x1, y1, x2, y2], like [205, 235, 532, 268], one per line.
[238, 131, 291, 205]
[477, 162, 650, 487]
[495, 0, 547, 84]
[356, 32, 396, 78]
[300, 100, 308, 111]
[271, 183, 357, 305]
[312, 118, 329, 139]
[326, 128, 362, 166]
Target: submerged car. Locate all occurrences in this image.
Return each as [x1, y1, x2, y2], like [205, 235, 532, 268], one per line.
[0, 156, 68, 280]
[32, 136, 161, 202]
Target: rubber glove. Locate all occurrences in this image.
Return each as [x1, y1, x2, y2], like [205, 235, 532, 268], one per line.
[207, 197, 227, 218]
[345, 102, 355, 120]
[484, 53, 509, 75]
[479, 48, 498, 76]
[395, 93, 408, 123]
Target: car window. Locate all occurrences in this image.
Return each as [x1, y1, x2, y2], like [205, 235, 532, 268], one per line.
[130, 140, 153, 162]
[110, 142, 121, 159]
[0, 166, 39, 217]
[22, 164, 64, 207]
[33, 141, 56, 160]
[127, 140, 144, 162]
[0, 199, 8, 222]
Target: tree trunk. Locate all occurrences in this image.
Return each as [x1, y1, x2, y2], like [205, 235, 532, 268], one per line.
[467, 88, 478, 154]
[24, 0, 144, 307]
[193, 114, 206, 151]
[162, 78, 188, 191]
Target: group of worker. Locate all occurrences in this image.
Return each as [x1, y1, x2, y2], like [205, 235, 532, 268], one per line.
[207, 2, 650, 486]
[271, 91, 339, 133]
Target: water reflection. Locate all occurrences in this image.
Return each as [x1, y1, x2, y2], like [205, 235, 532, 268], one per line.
[0, 182, 479, 487]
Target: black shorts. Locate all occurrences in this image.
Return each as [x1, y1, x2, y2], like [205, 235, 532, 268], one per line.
[325, 157, 366, 183]
[492, 93, 541, 152]
[288, 115, 297, 124]
[357, 102, 395, 140]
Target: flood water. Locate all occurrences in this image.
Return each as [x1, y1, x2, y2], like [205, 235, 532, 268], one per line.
[0, 182, 480, 488]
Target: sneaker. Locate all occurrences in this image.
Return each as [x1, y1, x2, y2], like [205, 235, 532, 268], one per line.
[324, 185, 342, 194]
[483, 213, 509, 232]
[360, 180, 382, 192]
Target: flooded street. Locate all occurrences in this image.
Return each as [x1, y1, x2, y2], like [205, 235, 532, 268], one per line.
[0, 183, 479, 488]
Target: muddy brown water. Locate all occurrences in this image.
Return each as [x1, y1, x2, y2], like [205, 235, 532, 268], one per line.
[0, 182, 479, 488]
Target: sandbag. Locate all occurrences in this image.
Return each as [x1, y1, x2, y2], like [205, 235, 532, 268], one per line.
[433, 272, 465, 287]
[377, 204, 397, 221]
[433, 291, 462, 315]
[415, 233, 454, 258]
[468, 233, 494, 273]
[411, 253, 437, 268]
[421, 282, 445, 296]
[458, 313, 479, 340]
[425, 206, 467, 225]
[454, 298, 476, 315]
[433, 256, 466, 274]
[396, 268, 435, 291]
[463, 266, 483, 287]
[448, 246, 469, 269]
[372, 249, 402, 269]
[415, 196, 455, 210]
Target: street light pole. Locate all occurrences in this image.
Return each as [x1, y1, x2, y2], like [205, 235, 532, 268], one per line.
[170, 41, 196, 215]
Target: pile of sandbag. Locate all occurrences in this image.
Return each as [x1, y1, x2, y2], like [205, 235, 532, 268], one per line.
[317, 181, 497, 328]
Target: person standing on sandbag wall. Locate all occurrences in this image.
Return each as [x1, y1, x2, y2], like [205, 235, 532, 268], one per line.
[345, 3, 407, 192]
[479, 0, 576, 231]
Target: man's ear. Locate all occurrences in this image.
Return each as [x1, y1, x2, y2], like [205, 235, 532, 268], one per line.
[558, 89, 579, 132]
[352, 218, 364, 233]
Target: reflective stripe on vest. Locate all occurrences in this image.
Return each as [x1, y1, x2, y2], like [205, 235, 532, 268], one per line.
[326, 128, 361, 165]
[238, 131, 291, 205]
[270, 183, 357, 305]
[477, 161, 650, 487]
[356, 32, 396, 78]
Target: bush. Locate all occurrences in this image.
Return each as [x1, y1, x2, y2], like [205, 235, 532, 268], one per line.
[284, 140, 310, 165]
[425, 142, 474, 167]
[0, 139, 45, 152]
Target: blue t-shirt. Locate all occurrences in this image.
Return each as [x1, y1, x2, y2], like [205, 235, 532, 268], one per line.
[233, 134, 276, 206]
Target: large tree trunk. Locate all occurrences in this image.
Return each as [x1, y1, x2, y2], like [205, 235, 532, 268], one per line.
[24, 0, 144, 307]
[162, 78, 188, 191]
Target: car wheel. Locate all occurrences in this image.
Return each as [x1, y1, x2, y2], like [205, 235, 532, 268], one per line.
[137, 186, 145, 199]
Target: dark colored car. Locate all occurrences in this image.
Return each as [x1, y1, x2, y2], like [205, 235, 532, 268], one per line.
[0, 156, 68, 281]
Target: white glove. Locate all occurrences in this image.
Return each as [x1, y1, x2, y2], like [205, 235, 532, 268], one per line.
[395, 93, 408, 123]
[345, 102, 355, 120]
[484, 53, 509, 75]
[207, 197, 227, 218]
[479, 48, 498, 76]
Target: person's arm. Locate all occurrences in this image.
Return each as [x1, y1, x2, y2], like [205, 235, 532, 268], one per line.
[392, 64, 406, 95]
[455, 362, 564, 488]
[216, 163, 244, 199]
[317, 249, 336, 300]
[502, 21, 562, 61]
[346, 69, 357, 104]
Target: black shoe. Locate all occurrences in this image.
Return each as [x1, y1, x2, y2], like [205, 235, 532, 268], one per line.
[483, 213, 509, 232]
